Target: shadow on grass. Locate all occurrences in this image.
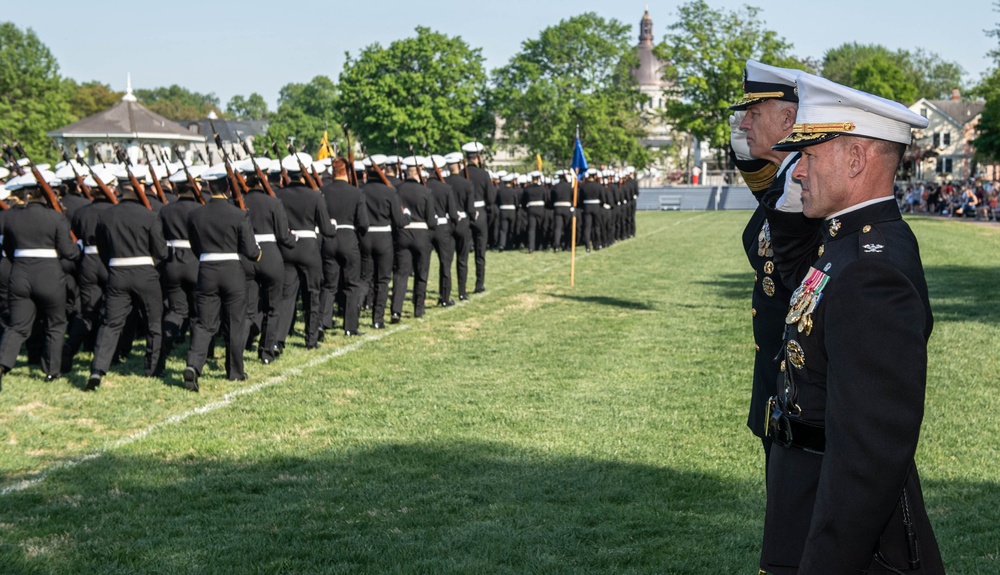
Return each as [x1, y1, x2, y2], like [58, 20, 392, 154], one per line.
[0, 441, 763, 574]
[924, 265, 1000, 325]
[694, 272, 752, 301]
[546, 293, 657, 311]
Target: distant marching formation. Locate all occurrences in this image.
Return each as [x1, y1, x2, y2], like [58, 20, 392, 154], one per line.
[0, 140, 639, 393]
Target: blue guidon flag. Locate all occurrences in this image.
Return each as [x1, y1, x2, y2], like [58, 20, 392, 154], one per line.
[571, 135, 588, 178]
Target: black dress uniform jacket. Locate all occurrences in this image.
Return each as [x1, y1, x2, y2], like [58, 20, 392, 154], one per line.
[761, 198, 943, 574]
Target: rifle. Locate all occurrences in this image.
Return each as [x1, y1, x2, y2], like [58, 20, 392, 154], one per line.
[113, 144, 153, 210]
[423, 142, 445, 183]
[209, 119, 248, 210]
[269, 138, 291, 188]
[237, 134, 276, 197]
[361, 145, 393, 188]
[1, 141, 25, 176]
[55, 142, 94, 200]
[344, 125, 357, 186]
[13, 141, 66, 216]
[77, 146, 118, 204]
[140, 143, 168, 204]
[195, 147, 209, 166]
[171, 145, 206, 205]
[284, 139, 319, 190]
[407, 143, 425, 185]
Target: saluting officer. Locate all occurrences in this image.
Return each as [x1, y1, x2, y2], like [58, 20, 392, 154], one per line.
[0, 170, 79, 388]
[390, 156, 436, 322]
[759, 74, 944, 574]
[87, 165, 168, 390]
[182, 165, 261, 391]
[444, 153, 474, 300]
[320, 157, 370, 336]
[424, 155, 458, 307]
[461, 142, 493, 293]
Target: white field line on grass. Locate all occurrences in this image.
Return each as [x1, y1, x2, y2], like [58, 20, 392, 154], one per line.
[1, 211, 708, 497]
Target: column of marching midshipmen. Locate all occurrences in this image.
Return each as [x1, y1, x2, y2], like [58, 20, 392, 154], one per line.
[0, 145, 639, 393]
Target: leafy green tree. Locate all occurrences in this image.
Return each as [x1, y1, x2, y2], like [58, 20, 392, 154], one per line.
[265, 75, 343, 156]
[64, 79, 123, 121]
[493, 12, 648, 168]
[973, 2, 1000, 163]
[226, 93, 269, 120]
[655, 1, 805, 166]
[134, 84, 221, 121]
[339, 27, 489, 154]
[0, 22, 73, 163]
[822, 43, 964, 101]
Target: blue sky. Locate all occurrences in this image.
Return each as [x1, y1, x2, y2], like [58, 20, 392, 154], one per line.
[11, 0, 996, 109]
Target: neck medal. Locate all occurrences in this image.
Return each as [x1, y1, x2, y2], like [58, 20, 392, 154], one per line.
[785, 267, 830, 335]
[758, 220, 773, 257]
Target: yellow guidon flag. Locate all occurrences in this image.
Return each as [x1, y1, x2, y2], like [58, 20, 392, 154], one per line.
[316, 131, 336, 161]
[535, 153, 543, 171]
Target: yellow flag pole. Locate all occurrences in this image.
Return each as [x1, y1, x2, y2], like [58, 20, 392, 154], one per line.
[570, 172, 579, 287]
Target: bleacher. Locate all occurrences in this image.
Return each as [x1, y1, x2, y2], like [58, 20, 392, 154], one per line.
[637, 186, 757, 210]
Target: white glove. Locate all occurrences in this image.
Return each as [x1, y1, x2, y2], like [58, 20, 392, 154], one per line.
[775, 157, 804, 213]
[603, 203, 611, 210]
[403, 207, 411, 217]
[729, 111, 753, 161]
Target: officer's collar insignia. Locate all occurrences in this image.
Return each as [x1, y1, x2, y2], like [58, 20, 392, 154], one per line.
[787, 267, 829, 336]
[828, 218, 841, 237]
[863, 243, 884, 253]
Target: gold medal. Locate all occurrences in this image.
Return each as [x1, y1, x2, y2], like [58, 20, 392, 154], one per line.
[786, 340, 805, 369]
[762, 277, 775, 297]
[764, 261, 774, 275]
[818, 245, 825, 257]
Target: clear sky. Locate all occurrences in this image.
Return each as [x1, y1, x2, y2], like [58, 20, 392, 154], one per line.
[10, 0, 996, 110]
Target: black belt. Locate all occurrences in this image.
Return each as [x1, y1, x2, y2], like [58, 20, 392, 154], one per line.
[766, 397, 825, 454]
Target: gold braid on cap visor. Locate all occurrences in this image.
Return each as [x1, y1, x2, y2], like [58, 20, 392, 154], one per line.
[743, 91, 786, 100]
[778, 122, 857, 144]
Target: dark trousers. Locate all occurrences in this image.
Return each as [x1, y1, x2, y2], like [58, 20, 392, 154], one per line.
[360, 231, 393, 325]
[452, 222, 471, 298]
[90, 265, 163, 376]
[186, 261, 247, 379]
[246, 243, 284, 360]
[160, 249, 199, 352]
[322, 231, 363, 333]
[0, 260, 67, 376]
[432, 223, 455, 302]
[470, 216, 487, 291]
[498, 210, 516, 250]
[278, 239, 322, 348]
[553, 211, 573, 249]
[526, 210, 545, 252]
[63, 253, 108, 369]
[391, 230, 431, 316]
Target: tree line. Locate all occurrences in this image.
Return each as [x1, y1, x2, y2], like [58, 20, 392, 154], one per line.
[1, 1, 986, 170]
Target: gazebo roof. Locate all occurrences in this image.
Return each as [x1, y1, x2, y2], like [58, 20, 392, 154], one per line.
[48, 90, 205, 143]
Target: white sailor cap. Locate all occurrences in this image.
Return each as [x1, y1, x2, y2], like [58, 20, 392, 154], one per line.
[311, 161, 328, 175]
[201, 163, 230, 182]
[626, 166, 636, 174]
[401, 155, 422, 168]
[730, 60, 800, 111]
[527, 170, 542, 179]
[53, 161, 89, 181]
[443, 152, 463, 165]
[281, 153, 313, 173]
[353, 160, 365, 172]
[113, 164, 153, 185]
[167, 164, 208, 183]
[517, 175, 527, 185]
[773, 74, 930, 150]
[0, 167, 9, 179]
[461, 141, 485, 154]
[235, 158, 271, 174]
[84, 167, 117, 188]
[424, 155, 447, 169]
[585, 168, 599, 176]
[36, 163, 51, 171]
[5, 169, 60, 191]
[500, 173, 516, 183]
[495, 170, 508, 178]
[0, 184, 8, 200]
[363, 154, 388, 167]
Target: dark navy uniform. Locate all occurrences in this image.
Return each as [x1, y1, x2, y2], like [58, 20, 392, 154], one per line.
[522, 181, 548, 253]
[158, 196, 202, 361]
[550, 178, 575, 251]
[321, 178, 370, 335]
[496, 181, 519, 250]
[466, 164, 493, 292]
[445, 172, 474, 299]
[426, 176, 457, 305]
[391, 177, 436, 320]
[185, 194, 261, 386]
[360, 179, 406, 328]
[243, 187, 295, 363]
[0, 202, 79, 382]
[579, 178, 604, 252]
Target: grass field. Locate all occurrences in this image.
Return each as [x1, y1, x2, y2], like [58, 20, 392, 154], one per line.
[1, 211, 998, 574]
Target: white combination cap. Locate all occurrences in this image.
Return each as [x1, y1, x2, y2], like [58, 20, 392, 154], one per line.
[443, 152, 463, 165]
[281, 153, 313, 173]
[461, 141, 485, 154]
[201, 163, 230, 182]
[730, 59, 801, 111]
[5, 169, 60, 191]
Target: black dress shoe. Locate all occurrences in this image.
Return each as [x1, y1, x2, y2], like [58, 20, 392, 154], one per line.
[45, 373, 60, 382]
[390, 313, 401, 324]
[459, 294, 469, 301]
[438, 299, 456, 307]
[414, 310, 425, 318]
[373, 321, 385, 330]
[344, 330, 365, 337]
[86, 373, 101, 391]
[474, 287, 486, 294]
[183, 366, 199, 392]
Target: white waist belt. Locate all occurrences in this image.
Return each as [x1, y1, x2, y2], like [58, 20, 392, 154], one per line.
[527, 201, 545, 207]
[473, 201, 486, 208]
[83, 245, 100, 255]
[14, 249, 58, 258]
[368, 225, 391, 233]
[436, 217, 449, 225]
[583, 199, 600, 204]
[109, 256, 154, 267]
[404, 222, 429, 230]
[457, 211, 468, 218]
[199, 253, 240, 262]
[554, 201, 572, 207]
[255, 233, 276, 243]
[166, 239, 191, 249]
[338, 224, 355, 230]
[500, 205, 516, 210]
[292, 229, 318, 239]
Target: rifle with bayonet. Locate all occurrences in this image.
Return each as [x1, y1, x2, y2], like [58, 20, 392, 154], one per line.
[78, 146, 118, 204]
[284, 139, 319, 190]
[268, 138, 291, 188]
[113, 144, 153, 210]
[12, 140, 66, 215]
[236, 134, 276, 197]
[171, 146, 206, 205]
[407, 143, 425, 185]
[140, 144, 168, 205]
[360, 145, 393, 188]
[423, 142, 446, 183]
[209, 119, 247, 210]
[344, 125, 357, 186]
[55, 142, 94, 200]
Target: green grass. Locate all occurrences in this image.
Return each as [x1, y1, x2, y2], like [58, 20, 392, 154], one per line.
[0, 211, 997, 574]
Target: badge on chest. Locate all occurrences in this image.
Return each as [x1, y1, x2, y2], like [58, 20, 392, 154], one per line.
[786, 266, 830, 336]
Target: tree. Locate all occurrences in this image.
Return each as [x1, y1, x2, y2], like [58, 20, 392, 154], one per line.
[655, 1, 805, 166]
[134, 85, 221, 121]
[265, 76, 343, 156]
[0, 22, 73, 163]
[339, 27, 489, 154]
[64, 79, 123, 121]
[973, 2, 1000, 163]
[226, 93, 269, 120]
[822, 43, 964, 101]
[492, 12, 648, 168]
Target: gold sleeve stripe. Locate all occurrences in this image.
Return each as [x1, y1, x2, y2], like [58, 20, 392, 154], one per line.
[740, 163, 779, 193]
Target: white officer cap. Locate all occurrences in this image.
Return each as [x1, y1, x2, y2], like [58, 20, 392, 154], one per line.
[517, 175, 527, 185]
[311, 161, 328, 175]
[461, 141, 485, 154]
[501, 173, 516, 183]
[84, 166, 117, 188]
[353, 160, 365, 172]
[235, 157, 271, 174]
[281, 152, 313, 173]
[5, 169, 60, 191]
[401, 155, 422, 168]
[53, 161, 88, 181]
[201, 163, 230, 182]
[773, 74, 930, 150]
[527, 170, 542, 179]
[0, 166, 9, 179]
[585, 168, 599, 176]
[384, 154, 400, 165]
[424, 154, 447, 169]
[495, 170, 508, 178]
[443, 152, 463, 165]
[626, 166, 636, 174]
[36, 163, 51, 171]
[730, 60, 800, 111]
[167, 163, 208, 183]
[0, 184, 8, 200]
[113, 164, 153, 184]
[365, 154, 388, 167]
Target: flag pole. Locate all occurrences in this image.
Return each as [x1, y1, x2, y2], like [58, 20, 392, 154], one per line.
[570, 126, 580, 287]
